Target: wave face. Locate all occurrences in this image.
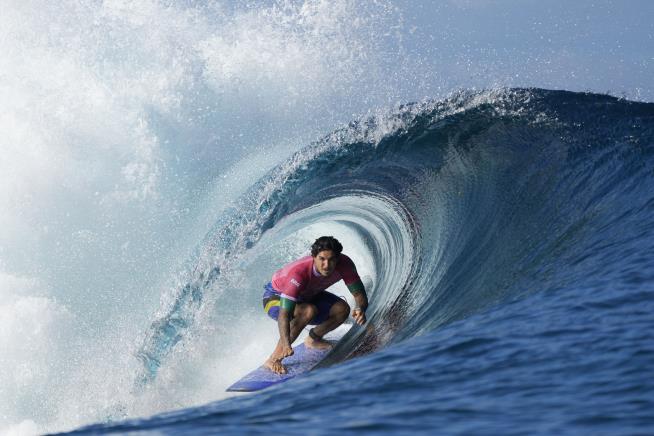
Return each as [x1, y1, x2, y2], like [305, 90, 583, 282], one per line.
[68, 88, 654, 434]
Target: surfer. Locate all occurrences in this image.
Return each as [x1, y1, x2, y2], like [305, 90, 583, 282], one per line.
[262, 236, 369, 374]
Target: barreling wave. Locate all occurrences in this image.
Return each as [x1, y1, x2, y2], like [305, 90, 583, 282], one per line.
[136, 88, 654, 385]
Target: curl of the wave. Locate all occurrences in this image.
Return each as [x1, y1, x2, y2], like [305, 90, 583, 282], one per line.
[136, 87, 654, 386]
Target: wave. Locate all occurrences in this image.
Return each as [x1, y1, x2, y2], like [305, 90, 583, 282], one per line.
[136, 88, 654, 389]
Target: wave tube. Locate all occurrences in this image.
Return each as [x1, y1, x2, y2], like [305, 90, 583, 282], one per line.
[137, 89, 654, 391]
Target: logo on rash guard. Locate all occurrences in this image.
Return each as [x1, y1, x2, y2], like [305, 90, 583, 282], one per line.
[290, 278, 301, 287]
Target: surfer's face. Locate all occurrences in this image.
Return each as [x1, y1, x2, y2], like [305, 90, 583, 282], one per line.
[314, 250, 338, 276]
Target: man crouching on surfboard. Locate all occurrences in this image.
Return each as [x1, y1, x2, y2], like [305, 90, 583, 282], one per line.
[262, 236, 368, 374]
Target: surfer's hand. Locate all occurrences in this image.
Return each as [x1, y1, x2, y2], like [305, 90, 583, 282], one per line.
[352, 307, 366, 325]
[277, 344, 294, 359]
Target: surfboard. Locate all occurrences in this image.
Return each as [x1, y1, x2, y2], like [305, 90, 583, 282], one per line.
[226, 323, 351, 392]
[226, 341, 335, 392]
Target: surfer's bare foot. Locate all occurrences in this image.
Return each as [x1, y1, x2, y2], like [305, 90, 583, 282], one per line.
[304, 335, 332, 350]
[264, 357, 287, 374]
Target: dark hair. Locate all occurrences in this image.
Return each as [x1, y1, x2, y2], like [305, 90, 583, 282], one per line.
[311, 236, 343, 257]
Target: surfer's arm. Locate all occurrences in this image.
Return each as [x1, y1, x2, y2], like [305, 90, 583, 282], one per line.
[342, 257, 367, 312]
[347, 281, 368, 325]
[347, 280, 368, 311]
[277, 297, 296, 348]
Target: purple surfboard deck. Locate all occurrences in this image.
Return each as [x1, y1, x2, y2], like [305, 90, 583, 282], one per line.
[226, 342, 333, 392]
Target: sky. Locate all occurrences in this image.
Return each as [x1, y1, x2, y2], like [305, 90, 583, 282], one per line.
[389, 0, 654, 101]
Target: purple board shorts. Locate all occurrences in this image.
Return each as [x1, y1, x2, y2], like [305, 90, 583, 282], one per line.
[262, 282, 342, 325]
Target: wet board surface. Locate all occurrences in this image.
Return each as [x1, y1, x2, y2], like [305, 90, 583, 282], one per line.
[226, 341, 334, 392]
[227, 319, 353, 392]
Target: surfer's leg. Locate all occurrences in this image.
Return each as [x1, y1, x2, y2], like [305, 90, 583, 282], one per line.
[265, 303, 317, 374]
[290, 303, 317, 341]
[304, 293, 349, 350]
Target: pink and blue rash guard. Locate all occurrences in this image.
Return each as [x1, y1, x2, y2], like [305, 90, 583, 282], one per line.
[271, 254, 362, 302]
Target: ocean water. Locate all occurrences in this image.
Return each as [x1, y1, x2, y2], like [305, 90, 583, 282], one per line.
[63, 88, 654, 436]
[2, 2, 654, 436]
